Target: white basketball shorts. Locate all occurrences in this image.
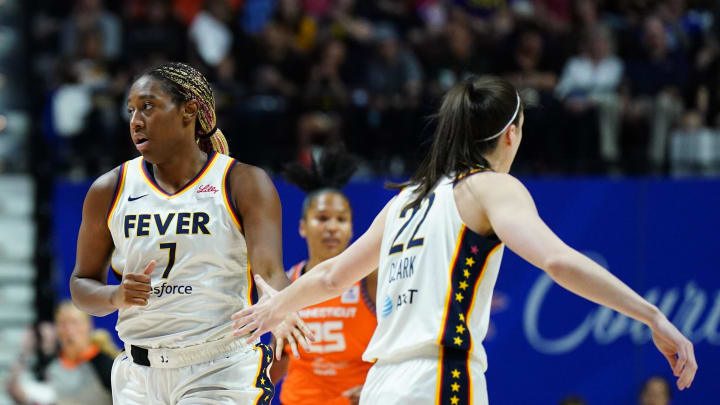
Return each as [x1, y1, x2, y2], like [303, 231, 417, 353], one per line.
[359, 349, 488, 405]
[111, 342, 274, 405]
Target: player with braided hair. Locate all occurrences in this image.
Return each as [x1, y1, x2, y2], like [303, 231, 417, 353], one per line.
[70, 62, 313, 404]
[270, 149, 377, 405]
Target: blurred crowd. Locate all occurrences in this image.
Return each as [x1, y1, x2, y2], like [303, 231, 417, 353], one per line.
[28, 0, 720, 177]
[6, 301, 117, 405]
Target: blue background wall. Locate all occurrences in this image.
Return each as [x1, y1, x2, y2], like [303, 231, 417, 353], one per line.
[52, 177, 720, 404]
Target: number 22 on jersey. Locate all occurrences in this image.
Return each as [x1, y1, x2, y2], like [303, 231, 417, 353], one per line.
[389, 192, 435, 255]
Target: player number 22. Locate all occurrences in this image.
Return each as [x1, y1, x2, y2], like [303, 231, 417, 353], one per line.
[389, 192, 436, 254]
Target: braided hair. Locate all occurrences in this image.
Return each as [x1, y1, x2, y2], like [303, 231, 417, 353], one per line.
[144, 62, 229, 154]
[283, 148, 358, 218]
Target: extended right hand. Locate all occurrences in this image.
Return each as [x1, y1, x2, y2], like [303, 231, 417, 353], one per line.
[650, 314, 697, 390]
[111, 261, 156, 309]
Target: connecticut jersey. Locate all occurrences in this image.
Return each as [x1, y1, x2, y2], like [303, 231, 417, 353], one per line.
[363, 175, 504, 373]
[107, 151, 255, 349]
[281, 261, 376, 405]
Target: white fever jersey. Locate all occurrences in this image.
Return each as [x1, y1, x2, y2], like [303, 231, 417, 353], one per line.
[364, 173, 504, 372]
[107, 151, 256, 349]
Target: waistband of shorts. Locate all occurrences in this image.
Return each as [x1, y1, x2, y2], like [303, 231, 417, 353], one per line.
[125, 334, 256, 368]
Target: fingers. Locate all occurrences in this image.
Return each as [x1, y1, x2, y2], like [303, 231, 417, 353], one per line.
[124, 273, 152, 284]
[293, 327, 310, 351]
[663, 352, 677, 375]
[247, 326, 266, 344]
[231, 308, 252, 321]
[275, 337, 285, 361]
[677, 342, 697, 390]
[143, 260, 157, 275]
[122, 278, 151, 293]
[128, 298, 149, 306]
[295, 317, 317, 343]
[287, 334, 300, 359]
[254, 274, 277, 296]
[232, 318, 259, 338]
[673, 348, 686, 378]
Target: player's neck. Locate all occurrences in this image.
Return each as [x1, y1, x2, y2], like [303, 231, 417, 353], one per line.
[483, 151, 510, 173]
[152, 146, 209, 193]
[304, 253, 333, 274]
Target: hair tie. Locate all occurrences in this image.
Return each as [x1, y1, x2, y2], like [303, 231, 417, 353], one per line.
[198, 126, 218, 139]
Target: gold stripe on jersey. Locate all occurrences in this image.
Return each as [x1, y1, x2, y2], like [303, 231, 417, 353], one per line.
[222, 159, 243, 231]
[435, 225, 502, 405]
[251, 343, 274, 404]
[247, 260, 259, 306]
[454, 166, 491, 184]
[435, 225, 467, 403]
[107, 162, 128, 228]
[139, 152, 220, 199]
[467, 243, 502, 353]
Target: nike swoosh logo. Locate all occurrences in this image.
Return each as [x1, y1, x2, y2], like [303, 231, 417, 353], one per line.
[128, 194, 148, 202]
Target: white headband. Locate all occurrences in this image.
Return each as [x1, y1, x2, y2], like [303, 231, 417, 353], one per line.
[479, 93, 521, 142]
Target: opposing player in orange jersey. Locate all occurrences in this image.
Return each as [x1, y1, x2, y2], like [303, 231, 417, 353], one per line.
[270, 150, 376, 405]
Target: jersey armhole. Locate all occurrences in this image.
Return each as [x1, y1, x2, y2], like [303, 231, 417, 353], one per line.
[222, 159, 244, 233]
[360, 277, 377, 315]
[106, 163, 128, 229]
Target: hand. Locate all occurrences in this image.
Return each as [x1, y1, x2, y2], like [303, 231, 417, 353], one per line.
[650, 314, 697, 390]
[111, 261, 155, 309]
[342, 385, 363, 405]
[231, 274, 315, 360]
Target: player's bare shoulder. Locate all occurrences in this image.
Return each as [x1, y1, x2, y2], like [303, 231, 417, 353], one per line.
[227, 162, 277, 201]
[84, 165, 124, 215]
[454, 171, 532, 234]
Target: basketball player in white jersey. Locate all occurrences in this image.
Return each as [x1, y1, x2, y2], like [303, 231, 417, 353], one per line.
[70, 62, 312, 405]
[231, 76, 697, 404]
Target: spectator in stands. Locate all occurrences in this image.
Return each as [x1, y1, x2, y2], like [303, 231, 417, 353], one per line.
[188, 0, 235, 70]
[7, 301, 117, 405]
[639, 376, 672, 405]
[274, 0, 319, 53]
[623, 15, 687, 172]
[366, 22, 423, 106]
[424, 21, 490, 99]
[60, 0, 122, 61]
[499, 24, 560, 172]
[555, 25, 623, 171]
[364, 22, 423, 167]
[124, 0, 187, 65]
[251, 22, 308, 100]
[303, 39, 350, 111]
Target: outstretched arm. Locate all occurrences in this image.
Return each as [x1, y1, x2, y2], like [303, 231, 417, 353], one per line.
[232, 197, 392, 340]
[230, 163, 315, 357]
[472, 173, 697, 390]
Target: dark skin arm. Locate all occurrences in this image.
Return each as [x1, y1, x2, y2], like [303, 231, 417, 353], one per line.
[365, 270, 378, 305]
[69, 167, 155, 316]
[230, 163, 290, 292]
[230, 163, 313, 358]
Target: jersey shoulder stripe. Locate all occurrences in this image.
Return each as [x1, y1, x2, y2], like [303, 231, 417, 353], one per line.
[222, 158, 243, 231]
[106, 162, 128, 228]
